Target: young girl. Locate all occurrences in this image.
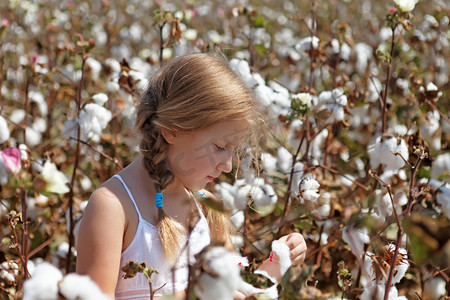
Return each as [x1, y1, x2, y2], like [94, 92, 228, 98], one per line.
[76, 53, 306, 299]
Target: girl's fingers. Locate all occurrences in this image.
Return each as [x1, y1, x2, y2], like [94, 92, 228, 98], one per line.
[277, 233, 307, 265]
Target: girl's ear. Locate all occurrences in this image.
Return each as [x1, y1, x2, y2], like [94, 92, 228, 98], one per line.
[161, 129, 177, 144]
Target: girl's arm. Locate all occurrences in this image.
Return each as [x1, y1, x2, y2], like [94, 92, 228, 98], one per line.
[76, 187, 127, 296]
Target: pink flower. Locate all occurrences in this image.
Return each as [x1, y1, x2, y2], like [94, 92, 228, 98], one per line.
[1, 148, 21, 173]
[1, 19, 9, 27]
[30, 54, 38, 66]
[389, 7, 398, 14]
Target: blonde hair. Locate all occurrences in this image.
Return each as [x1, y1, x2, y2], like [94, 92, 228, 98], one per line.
[135, 53, 260, 260]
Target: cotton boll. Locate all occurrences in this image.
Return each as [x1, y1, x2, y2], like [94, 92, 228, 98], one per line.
[309, 128, 328, 159]
[194, 247, 242, 300]
[85, 57, 102, 81]
[92, 93, 108, 105]
[252, 184, 277, 208]
[230, 210, 245, 229]
[41, 160, 69, 194]
[79, 174, 92, 191]
[31, 117, 47, 133]
[28, 91, 48, 116]
[77, 103, 112, 143]
[261, 152, 277, 172]
[288, 119, 304, 150]
[0, 162, 8, 185]
[387, 244, 409, 285]
[234, 185, 251, 210]
[368, 77, 382, 102]
[394, 0, 419, 12]
[368, 136, 409, 171]
[59, 273, 112, 300]
[22, 262, 63, 300]
[420, 110, 441, 150]
[436, 184, 450, 218]
[340, 174, 355, 187]
[300, 177, 320, 203]
[9, 109, 26, 124]
[342, 226, 370, 258]
[26, 127, 42, 148]
[0, 261, 18, 282]
[423, 277, 447, 300]
[374, 191, 393, 222]
[431, 153, 450, 183]
[295, 36, 320, 53]
[317, 220, 335, 245]
[361, 282, 406, 300]
[0, 115, 11, 144]
[290, 162, 305, 196]
[349, 104, 370, 128]
[215, 182, 236, 210]
[254, 84, 274, 107]
[316, 88, 347, 124]
[229, 58, 257, 88]
[105, 58, 121, 75]
[277, 146, 292, 174]
[354, 43, 373, 74]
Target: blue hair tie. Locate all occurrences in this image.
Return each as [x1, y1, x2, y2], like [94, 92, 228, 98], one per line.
[197, 191, 206, 198]
[155, 192, 163, 208]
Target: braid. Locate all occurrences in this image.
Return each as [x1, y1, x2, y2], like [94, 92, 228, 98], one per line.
[137, 83, 187, 262]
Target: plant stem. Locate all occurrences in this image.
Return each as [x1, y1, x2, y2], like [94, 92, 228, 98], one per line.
[276, 133, 305, 239]
[65, 56, 86, 274]
[159, 22, 167, 67]
[381, 27, 396, 138]
[383, 227, 403, 300]
[20, 189, 29, 280]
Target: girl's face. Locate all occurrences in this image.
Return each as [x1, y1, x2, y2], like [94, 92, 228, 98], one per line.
[164, 119, 249, 191]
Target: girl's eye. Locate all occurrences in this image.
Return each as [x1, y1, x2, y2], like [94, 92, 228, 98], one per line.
[215, 144, 226, 152]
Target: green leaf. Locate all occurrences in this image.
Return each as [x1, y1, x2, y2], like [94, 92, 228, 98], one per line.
[253, 16, 265, 28]
[295, 220, 312, 230]
[254, 44, 269, 56]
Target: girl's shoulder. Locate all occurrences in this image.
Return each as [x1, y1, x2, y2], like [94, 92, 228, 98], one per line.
[84, 175, 131, 223]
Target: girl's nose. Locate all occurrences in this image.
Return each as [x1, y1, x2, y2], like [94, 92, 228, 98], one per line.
[217, 153, 233, 173]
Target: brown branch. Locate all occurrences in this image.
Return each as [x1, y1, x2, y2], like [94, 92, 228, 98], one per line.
[381, 27, 396, 139]
[319, 163, 369, 191]
[66, 56, 86, 274]
[69, 137, 123, 170]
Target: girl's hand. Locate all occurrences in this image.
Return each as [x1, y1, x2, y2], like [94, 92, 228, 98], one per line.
[277, 232, 307, 266]
[255, 232, 307, 283]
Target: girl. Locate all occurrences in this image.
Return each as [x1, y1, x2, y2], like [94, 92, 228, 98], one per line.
[76, 53, 306, 299]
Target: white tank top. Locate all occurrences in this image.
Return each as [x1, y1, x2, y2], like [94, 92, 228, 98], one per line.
[113, 174, 211, 299]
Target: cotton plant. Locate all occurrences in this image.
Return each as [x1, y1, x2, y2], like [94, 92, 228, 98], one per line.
[40, 160, 70, 194]
[22, 262, 111, 300]
[214, 177, 278, 212]
[342, 225, 370, 258]
[425, 179, 450, 218]
[193, 246, 277, 300]
[0, 115, 10, 144]
[430, 153, 450, 183]
[0, 261, 19, 283]
[368, 136, 409, 172]
[315, 88, 348, 124]
[420, 110, 441, 151]
[393, 0, 419, 12]
[295, 36, 320, 53]
[299, 177, 321, 204]
[423, 276, 447, 300]
[63, 93, 112, 144]
[360, 244, 409, 300]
